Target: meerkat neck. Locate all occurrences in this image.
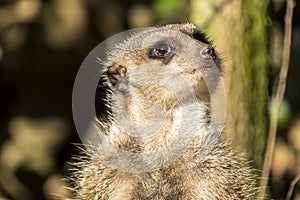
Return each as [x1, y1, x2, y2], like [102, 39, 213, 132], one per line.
[109, 90, 211, 152]
[111, 89, 210, 130]
[100, 96, 212, 172]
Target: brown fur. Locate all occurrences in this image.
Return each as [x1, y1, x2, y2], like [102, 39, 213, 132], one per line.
[68, 23, 258, 200]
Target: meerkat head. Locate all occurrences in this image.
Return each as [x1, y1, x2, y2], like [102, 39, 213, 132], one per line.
[103, 23, 221, 108]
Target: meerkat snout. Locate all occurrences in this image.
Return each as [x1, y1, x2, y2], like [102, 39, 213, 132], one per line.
[200, 46, 216, 60]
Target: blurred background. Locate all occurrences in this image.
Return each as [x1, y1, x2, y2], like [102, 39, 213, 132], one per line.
[0, 0, 299, 199]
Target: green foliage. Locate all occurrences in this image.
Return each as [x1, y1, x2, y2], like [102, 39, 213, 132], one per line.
[269, 98, 292, 130]
[153, 0, 186, 19]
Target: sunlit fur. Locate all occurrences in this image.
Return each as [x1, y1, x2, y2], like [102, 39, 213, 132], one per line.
[67, 23, 259, 200]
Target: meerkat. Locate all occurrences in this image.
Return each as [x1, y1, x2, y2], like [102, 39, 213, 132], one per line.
[69, 23, 258, 200]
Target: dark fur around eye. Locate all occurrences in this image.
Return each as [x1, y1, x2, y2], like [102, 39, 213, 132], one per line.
[192, 30, 210, 44]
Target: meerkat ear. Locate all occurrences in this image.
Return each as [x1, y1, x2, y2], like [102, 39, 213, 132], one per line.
[105, 63, 127, 86]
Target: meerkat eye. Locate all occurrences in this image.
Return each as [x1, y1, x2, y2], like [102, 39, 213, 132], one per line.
[149, 43, 173, 59]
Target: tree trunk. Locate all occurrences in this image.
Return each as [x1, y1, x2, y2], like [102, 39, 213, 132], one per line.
[190, 0, 269, 170]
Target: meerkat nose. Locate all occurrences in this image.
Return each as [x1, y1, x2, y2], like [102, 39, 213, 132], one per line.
[200, 47, 215, 60]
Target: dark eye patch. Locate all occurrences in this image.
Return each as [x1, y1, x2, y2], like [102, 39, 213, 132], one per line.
[192, 30, 210, 44]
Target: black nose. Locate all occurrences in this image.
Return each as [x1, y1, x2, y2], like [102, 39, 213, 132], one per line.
[200, 47, 215, 60]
